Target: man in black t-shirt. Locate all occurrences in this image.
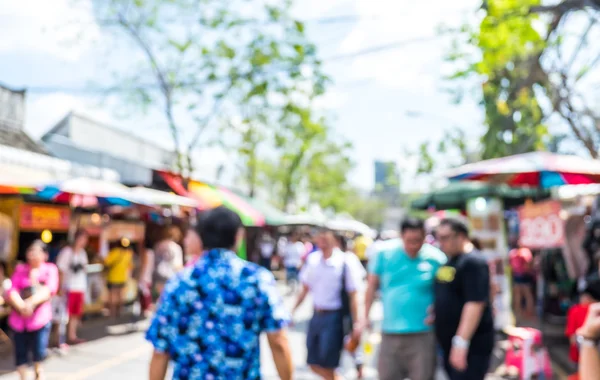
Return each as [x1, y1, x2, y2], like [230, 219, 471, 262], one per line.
[434, 218, 494, 380]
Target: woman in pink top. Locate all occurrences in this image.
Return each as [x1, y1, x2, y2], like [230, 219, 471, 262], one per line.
[7, 240, 58, 380]
[509, 247, 535, 318]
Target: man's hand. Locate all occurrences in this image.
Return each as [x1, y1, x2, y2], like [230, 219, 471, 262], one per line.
[578, 302, 600, 339]
[424, 305, 435, 325]
[353, 319, 371, 337]
[449, 345, 468, 372]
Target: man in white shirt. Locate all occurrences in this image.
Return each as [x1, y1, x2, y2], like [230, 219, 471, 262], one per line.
[283, 232, 304, 293]
[292, 229, 362, 380]
[56, 231, 89, 344]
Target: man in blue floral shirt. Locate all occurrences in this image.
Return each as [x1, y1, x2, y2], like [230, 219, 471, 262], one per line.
[146, 206, 293, 380]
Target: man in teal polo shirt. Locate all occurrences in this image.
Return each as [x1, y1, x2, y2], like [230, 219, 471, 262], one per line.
[357, 217, 446, 380]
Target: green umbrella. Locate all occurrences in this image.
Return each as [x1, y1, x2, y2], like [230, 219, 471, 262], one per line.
[410, 181, 550, 210]
[237, 237, 247, 260]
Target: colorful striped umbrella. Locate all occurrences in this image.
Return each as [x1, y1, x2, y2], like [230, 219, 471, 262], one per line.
[446, 152, 600, 188]
[0, 184, 36, 195]
[0, 178, 41, 195]
[187, 180, 265, 226]
[36, 178, 134, 206]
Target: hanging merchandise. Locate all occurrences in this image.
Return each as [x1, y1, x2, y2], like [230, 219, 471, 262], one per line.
[466, 197, 511, 330]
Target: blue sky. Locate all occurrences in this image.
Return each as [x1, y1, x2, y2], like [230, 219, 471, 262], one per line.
[0, 0, 485, 192]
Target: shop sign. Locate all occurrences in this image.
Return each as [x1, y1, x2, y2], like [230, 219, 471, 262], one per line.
[518, 200, 564, 249]
[103, 221, 145, 242]
[19, 204, 71, 232]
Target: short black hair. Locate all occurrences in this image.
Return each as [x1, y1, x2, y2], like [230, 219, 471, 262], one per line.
[400, 217, 425, 234]
[197, 206, 243, 250]
[439, 218, 469, 237]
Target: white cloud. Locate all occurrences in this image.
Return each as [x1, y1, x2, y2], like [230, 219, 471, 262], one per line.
[25, 93, 84, 138]
[0, 0, 98, 61]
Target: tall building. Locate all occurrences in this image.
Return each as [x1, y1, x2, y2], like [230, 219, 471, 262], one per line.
[373, 160, 400, 206]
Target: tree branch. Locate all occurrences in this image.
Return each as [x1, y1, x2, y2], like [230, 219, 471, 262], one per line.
[566, 16, 596, 73]
[530, 0, 587, 14]
[116, 12, 184, 172]
[186, 81, 235, 155]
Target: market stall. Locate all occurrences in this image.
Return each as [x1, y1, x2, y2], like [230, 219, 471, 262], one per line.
[0, 197, 71, 265]
[84, 220, 145, 314]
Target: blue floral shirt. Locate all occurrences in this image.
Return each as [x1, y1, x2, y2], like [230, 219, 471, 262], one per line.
[146, 249, 289, 379]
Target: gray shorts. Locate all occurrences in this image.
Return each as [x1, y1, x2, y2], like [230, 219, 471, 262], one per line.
[378, 331, 437, 380]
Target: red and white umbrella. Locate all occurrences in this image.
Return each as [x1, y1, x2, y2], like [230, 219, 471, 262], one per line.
[446, 152, 600, 188]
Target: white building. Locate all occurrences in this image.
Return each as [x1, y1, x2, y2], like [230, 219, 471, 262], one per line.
[42, 112, 176, 185]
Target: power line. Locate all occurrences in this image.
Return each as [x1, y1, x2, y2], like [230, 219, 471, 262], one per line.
[325, 35, 442, 61]
[19, 34, 443, 94]
[305, 15, 379, 24]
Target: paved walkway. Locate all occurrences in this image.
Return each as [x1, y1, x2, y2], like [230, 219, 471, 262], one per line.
[0, 284, 566, 379]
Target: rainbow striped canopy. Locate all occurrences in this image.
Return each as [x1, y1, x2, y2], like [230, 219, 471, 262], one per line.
[187, 181, 265, 226]
[446, 152, 600, 188]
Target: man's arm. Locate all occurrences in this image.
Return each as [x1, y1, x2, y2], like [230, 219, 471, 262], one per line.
[267, 330, 293, 380]
[349, 290, 359, 325]
[580, 345, 600, 380]
[456, 258, 490, 340]
[149, 351, 169, 380]
[292, 284, 309, 314]
[363, 274, 379, 323]
[455, 302, 485, 341]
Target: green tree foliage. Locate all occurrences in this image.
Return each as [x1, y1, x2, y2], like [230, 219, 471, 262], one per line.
[88, 0, 326, 174]
[412, 128, 478, 175]
[443, 0, 600, 159]
[258, 104, 354, 212]
[345, 192, 387, 229]
[445, 0, 549, 159]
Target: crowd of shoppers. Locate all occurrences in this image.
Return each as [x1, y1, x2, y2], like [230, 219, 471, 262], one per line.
[144, 213, 498, 380]
[13, 209, 600, 379]
[0, 221, 193, 379]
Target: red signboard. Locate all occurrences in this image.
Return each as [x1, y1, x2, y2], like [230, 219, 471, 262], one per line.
[19, 204, 71, 232]
[518, 200, 564, 249]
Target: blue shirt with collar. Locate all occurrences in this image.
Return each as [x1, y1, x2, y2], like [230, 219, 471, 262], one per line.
[146, 248, 289, 379]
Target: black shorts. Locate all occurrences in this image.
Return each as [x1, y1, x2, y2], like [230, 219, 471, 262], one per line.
[306, 310, 344, 369]
[513, 274, 534, 285]
[107, 282, 125, 290]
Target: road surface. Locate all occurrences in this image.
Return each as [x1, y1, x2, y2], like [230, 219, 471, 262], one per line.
[0, 286, 475, 379]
